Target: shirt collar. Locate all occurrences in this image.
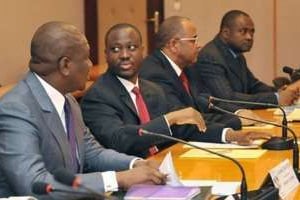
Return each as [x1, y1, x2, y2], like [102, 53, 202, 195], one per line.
[160, 50, 182, 77]
[34, 73, 65, 117]
[228, 48, 239, 59]
[117, 76, 139, 93]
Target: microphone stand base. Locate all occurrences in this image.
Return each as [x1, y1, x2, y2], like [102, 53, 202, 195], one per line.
[216, 186, 279, 200]
[261, 136, 294, 150]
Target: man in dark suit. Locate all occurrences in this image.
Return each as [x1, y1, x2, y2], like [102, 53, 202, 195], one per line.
[0, 22, 166, 199]
[81, 23, 270, 159]
[195, 10, 299, 109]
[140, 16, 261, 126]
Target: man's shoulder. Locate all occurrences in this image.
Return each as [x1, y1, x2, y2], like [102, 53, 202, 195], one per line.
[197, 37, 228, 65]
[140, 78, 164, 93]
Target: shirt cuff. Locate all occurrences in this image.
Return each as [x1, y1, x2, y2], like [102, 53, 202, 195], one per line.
[102, 171, 118, 192]
[222, 128, 233, 143]
[275, 92, 279, 101]
[163, 115, 173, 136]
[129, 157, 143, 169]
[234, 109, 245, 115]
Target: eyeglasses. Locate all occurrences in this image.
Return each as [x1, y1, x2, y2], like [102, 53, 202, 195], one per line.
[179, 36, 198, 45]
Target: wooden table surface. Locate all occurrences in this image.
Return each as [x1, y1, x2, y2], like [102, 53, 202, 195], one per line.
[148, 108, 300, 199]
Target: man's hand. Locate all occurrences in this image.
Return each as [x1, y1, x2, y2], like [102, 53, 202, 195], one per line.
[116, 160, 167, 190]
[226, 130, 272, 145]
[278, 87, 299, 106]
[165, 107, 206, 132]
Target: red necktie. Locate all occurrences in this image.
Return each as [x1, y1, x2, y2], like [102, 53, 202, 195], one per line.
[132, 87, 150, 124]
[179, 72, 191, 95]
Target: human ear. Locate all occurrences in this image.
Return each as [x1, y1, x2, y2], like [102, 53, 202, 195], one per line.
[58, 56, 71, 76]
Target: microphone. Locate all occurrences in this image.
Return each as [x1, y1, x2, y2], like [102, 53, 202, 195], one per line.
[53, 168, 114, 200]
[208, 102, 299, 176]
[32, 182, 52, 195]
[208, 96, 293, 150]
[139, 129, 248, 200]
[272, 76, 291, 90]
[283, 66, 294, 76]
[139, 129, 279, 200]
[31, 181, 94, 196]
[283, 66, 300, 83]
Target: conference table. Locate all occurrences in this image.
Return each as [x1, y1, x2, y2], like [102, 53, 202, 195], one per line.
[148, 109, 300, 199]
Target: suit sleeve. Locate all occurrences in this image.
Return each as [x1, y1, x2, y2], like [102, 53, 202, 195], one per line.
[81, 86, 172, 158]
[0, 100, 134, 199]
[196, 53, 278, 109]
[139, 62, 225, 143]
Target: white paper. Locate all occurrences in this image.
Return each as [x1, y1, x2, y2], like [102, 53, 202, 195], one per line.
[287, 108, 300, 121]
[272, 105, 300, 115]
[159, 152, 183, 186]
[180, 179, 216, 187]
[269, 159, 299, 199]
[211, 182, 240, 196]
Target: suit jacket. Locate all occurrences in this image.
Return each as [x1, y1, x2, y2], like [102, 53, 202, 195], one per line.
[0, 72, 135, 199]
[195, 36, 277, 109]
[139, 49, 241, 130]
[81, 70, 175, 158]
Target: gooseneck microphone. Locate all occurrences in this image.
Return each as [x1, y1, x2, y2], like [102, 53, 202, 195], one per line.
[208, 102, 299, 176]
[139, 129, 248, 200]
[283, 66, 300, 83]
[31, 181, 95, 196]
[209, 96, 293, 150]
[53, 168, 114, 200]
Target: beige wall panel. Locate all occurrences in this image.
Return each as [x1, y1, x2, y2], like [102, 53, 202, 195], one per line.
[98, 0, 147, 65]
[165, 0, 274, 84]
[276, 0, 300, 76]
[0, 0, 84, 85]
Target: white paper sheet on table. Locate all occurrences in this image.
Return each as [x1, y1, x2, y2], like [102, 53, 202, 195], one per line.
[158, 152, 244, 196]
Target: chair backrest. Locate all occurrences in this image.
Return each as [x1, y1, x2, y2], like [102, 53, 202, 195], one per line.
[0, 83, 16, 98]
[72, 64, 108, 100]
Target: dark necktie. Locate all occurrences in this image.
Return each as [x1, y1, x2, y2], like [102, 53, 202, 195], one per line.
[179, 71, 191, 95]
[132, 86, 150, 124]
[64, 98, 79, 172]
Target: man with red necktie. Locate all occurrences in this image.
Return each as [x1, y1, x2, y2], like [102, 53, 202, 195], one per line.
[81, 23, 207, 158]
[81, 23, 270, 158]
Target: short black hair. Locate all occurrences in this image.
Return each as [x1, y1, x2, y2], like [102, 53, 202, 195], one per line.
[220, 10, 250, 30]
[104, 23, 142, 47]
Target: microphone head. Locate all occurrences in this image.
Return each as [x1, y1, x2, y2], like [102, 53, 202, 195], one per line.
[208, 102, 214, 110]
[291, 70, 300, 82]
[272, 77, 291, 89]
[283, 66, 294, 75]
[32, 182, 52, 195]
[53, 168, 81, 188]
[138, 128, 144, 136]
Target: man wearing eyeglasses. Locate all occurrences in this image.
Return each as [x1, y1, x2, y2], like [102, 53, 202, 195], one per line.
[139, 16, 272, 144]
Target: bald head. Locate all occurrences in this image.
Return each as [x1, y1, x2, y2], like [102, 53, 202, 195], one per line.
[155, 16, 191, 49]
[30, 21, 88, 75]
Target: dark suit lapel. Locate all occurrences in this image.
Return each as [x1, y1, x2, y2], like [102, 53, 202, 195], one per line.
[214, 38, 247, 92]
[25, 72, 70, 168]
[106, 72, 139, 118]
[154, 50, 195, 106]
[139, 80, 158, 118]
